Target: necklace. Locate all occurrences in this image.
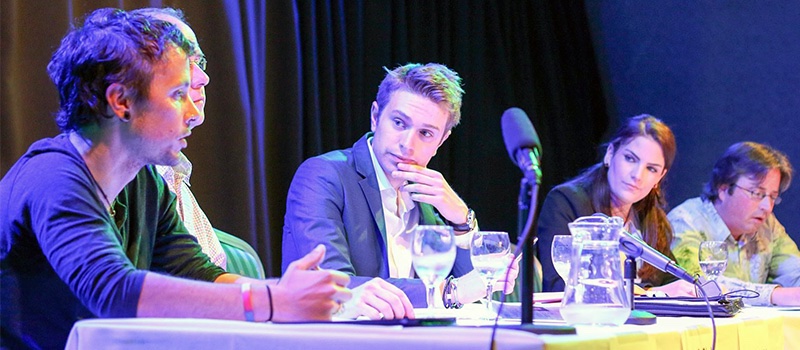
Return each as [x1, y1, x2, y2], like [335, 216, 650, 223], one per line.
[95, 180, 117, 217]
[73, 132, 116, 217]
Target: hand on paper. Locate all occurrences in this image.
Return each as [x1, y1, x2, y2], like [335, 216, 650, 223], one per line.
[336, 277, 415, 320]
[648, 279, 696, 297]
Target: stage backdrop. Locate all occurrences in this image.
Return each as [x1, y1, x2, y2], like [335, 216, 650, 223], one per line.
[586, 2, 800, 243]
[1, 1, 608, 276]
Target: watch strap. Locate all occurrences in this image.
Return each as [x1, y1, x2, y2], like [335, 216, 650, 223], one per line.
[450, 208, 475, 232]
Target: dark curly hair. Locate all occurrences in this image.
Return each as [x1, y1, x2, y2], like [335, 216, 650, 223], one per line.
[47, 8, 192, 131]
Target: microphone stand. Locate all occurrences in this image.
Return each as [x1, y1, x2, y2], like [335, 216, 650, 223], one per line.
[518, 177, 536, 323]
[505, 173, 574, 334]
[624, 255, 657, 325]
[624, 255, 636, 308]
[500, 147, 574, 334]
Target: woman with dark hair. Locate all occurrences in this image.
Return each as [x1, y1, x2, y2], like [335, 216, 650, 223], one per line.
[537, 114, 695, 295]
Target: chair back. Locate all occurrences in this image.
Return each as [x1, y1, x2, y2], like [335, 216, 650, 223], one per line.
[215, 229, 265, 279]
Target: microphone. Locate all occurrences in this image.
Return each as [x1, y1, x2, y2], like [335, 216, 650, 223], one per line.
[618, 230, 696, 284]
[501, 107, 542, 184]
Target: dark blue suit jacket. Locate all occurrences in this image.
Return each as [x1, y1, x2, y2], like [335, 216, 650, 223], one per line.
[282, 133, 473, 307]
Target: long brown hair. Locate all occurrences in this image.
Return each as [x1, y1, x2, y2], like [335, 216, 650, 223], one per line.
[568, 115, 677, 285]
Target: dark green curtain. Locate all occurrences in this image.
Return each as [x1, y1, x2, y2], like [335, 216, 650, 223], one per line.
[1, 0, 609, 277]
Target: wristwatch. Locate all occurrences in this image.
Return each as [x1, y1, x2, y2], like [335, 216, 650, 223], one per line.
[450, 208, 476, 232]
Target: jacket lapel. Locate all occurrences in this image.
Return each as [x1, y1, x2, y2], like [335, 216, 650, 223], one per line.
[353, 133, 389, 269]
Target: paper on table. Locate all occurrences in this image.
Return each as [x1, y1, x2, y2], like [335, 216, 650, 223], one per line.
[490, 301, 564, 321]
[533, 292, 563, 304]
[411, 307, 464, 320]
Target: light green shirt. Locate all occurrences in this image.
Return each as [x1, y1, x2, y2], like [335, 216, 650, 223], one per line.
[668, 197, 800, 306]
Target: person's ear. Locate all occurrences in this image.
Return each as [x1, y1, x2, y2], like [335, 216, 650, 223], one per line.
[603, 144, 614, 167]
[370, 102, 379, 132]
[718, 184, 731, 201]
[438, 129, 451, 147]
[106, 83, 133, 122]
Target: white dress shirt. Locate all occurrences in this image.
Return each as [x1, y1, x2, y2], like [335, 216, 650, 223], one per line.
[368, 138, 418, 279]
[156, 153, 227, 269]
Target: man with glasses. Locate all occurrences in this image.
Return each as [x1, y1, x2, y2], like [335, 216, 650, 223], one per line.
[669, 142, 800, 305]
[129, 8, 226, 269]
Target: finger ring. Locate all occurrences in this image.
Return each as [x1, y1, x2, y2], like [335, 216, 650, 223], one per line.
[378, 312, 385, 320]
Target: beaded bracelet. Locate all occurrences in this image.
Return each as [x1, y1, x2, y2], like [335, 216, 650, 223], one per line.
[442, 275, 463, 309]
[241, 283, 255, 322]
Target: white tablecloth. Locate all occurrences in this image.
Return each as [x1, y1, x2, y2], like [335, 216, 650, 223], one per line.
[66, 306, 800, 350]
[65, 317, 544, 350]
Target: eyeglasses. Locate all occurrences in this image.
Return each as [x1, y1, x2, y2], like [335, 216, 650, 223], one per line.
[731, 183, 782, 205]
[191, 56, 207, 71]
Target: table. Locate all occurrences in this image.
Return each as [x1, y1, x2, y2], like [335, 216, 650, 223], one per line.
[65, 317, 544, 350]
[539, 307, 787, 350]
[66, 306, 799, 350]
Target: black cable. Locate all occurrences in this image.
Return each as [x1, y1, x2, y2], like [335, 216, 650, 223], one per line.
[488, 247, 518, 350]
[723, 289, 760, 300]
[489, 194, 538, 350]
[694, 277, 716, 350]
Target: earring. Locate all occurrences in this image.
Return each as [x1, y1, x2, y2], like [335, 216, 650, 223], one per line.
[122, 112, 131, 121]
[603, 162, 609, 168]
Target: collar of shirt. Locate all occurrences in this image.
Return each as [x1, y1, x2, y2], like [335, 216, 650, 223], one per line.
[156, 152, 194, 186]
[366, 137, 416, 215]
[700, 198, 747, 246]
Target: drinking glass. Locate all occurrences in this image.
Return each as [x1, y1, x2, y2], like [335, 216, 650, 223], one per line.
[470, 231, 511, 312]
[699, 241, 728, 281]
[411, 225, 456, 309]
[551, 235, 573, 282]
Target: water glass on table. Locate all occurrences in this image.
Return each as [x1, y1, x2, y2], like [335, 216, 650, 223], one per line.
[411, 225, 456, 309]
[551, 235, 573, 283]
[470, 231, 511, 313]
[699, 241, 728, 281]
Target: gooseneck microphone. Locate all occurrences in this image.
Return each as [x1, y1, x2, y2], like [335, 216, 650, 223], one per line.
[501, 107, 542, 184]
[500, 107, 542, 326]
[618, 230, 696, 283]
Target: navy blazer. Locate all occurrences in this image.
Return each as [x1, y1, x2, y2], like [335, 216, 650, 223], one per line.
[282, 133, 473, 307]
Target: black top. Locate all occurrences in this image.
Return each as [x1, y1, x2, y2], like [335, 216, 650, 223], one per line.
[536, 182, 676, 292]
[0, 134, 225, 349]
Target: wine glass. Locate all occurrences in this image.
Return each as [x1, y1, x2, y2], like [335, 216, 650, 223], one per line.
[551, 235, 573, 283]
[470, 231, 511, 313]
[411, 225, 456, 309]
[699, 241, 728, 281]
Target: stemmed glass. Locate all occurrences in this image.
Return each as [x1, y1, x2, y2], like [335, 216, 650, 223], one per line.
[551, 235, 573, 283]
[470, 231, 511, 312]
[699, 241, 728, 281]
[411, 225, 456, 309]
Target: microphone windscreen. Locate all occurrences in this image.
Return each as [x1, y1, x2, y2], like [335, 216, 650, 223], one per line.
[500, 107, 541, 162]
